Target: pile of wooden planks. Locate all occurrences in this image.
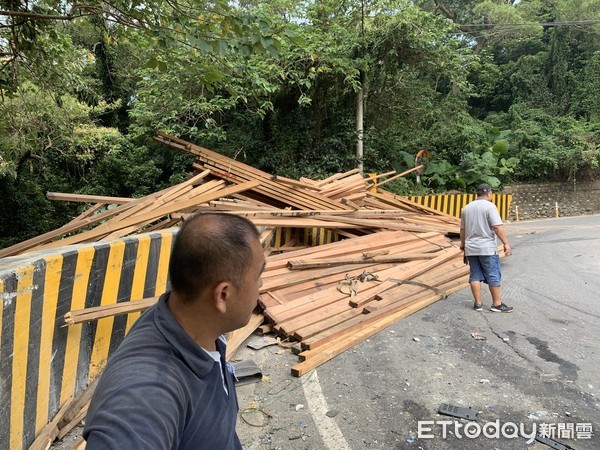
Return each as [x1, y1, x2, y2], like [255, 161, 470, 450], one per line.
[154, 132, 355, 211]
[1, 134, 461, 258]
[257, 229, 471, 376]
[5, 132, 469, 377]
[0, 170, 259, 258]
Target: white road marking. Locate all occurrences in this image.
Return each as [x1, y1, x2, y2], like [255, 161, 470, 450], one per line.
[302, 370, 352, 450]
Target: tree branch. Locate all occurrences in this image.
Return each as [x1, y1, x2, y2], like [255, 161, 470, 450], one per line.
[0, 10, 76, 21]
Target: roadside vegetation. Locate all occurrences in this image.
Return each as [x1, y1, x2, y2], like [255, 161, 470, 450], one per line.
[2, 0, 600, 247]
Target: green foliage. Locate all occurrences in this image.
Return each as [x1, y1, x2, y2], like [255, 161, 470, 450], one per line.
[0, 84, 91, 178]
[5, 0, 600, 248]
[489, 104, 600, 181]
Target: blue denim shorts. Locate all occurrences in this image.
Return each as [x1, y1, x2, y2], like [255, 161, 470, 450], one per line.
[467, 255, 501, 286]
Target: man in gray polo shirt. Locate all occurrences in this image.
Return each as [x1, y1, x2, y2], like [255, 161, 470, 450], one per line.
[460, 184, 513, 313]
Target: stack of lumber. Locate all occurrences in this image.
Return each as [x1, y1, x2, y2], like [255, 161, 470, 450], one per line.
[153, 132, 460, 238]
[0, 132, 460, 258]
[257, 229, 471, 376]
[60, 228, 470, 378]
[154, 132, 355, 211]
[0, 171, 260, 258]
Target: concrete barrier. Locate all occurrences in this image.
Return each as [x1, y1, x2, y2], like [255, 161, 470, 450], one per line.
[0, 230, 176, 450]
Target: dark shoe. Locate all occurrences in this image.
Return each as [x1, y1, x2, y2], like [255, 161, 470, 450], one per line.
[473, 303, 483, 311]
[490, 303, 513, 313]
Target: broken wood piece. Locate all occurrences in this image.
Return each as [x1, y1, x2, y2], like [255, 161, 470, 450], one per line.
[57, 403, 89, 440]
[362, 249, 390, 258]
[64, 297, 159, 325]
[28, 379, 98, 450]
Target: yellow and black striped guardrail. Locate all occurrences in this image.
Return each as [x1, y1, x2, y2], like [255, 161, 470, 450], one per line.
[404, 193, 513, 221]
[0, 230, 176, 450]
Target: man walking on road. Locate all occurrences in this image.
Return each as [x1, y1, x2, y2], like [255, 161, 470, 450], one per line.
[460, 184, 513, 313]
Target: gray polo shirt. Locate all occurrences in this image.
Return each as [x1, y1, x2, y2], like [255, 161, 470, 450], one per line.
[460, 199, 503, 256]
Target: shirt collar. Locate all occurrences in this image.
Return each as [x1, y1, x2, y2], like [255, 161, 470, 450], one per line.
[154, 292, 224, 378]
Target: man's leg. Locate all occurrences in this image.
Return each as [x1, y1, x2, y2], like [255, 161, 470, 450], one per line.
[489, 285, 501, 307]
[470, 281, 483, 305]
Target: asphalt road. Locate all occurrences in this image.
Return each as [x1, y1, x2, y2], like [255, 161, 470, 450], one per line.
[236, 215, 600, 450]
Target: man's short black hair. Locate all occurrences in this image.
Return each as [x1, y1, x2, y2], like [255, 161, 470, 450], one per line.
[168, 213, 260, 301]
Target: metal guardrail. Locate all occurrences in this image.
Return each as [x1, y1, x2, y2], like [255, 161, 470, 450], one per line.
[404, 193, 513, 221]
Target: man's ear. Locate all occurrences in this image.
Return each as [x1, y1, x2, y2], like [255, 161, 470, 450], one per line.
[213, 281, 231, 314]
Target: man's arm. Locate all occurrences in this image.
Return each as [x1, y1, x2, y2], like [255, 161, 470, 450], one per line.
[84, 374, 185, 449]
[459, 209, 466, 250]
[492, 224, 511, 256]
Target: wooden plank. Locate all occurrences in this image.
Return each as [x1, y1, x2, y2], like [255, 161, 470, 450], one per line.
[369, 190, 453, 218]
[349, 249, 461, 307]
[28, 379, 97, 450]
[275, 254, 461, 337]
[286, 253, 436, 270]
[161, 132, 352, 210]
[39, 181, 260, 250]
[372, 165, 424, 188]
[290, 292, 443, 376]
[46, 192, 134, 204]
[69, 437, 86, 450]
[264, 285, 346, 324]
[64, 202, 106, 226]
[264, 248, 454, 324]
[340, 198, 362, 210]
[266, 230, 435, 265]
[312, 215, 445, 233]
[196, 158, 347, 211]
[300, 276, 469, 351]
[167, 131, 348, 210]
[367, 263, 469, 312]
[264, 235, 450, 279]
[258, 292, 285, 309]
[270, 175, 323, 191]
[261, 261, 394, 294]
[295, 285, 431, 343]
[64, 297, 159, 325]
[57, 403, 89, 440]
[0, 190, 157, 257]
[314, 169, 361, 187]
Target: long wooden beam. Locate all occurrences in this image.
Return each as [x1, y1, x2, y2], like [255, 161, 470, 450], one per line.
[46, 192, 134, 204]
[39, 180, 260, 250]
[286, 253, 436, 270]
